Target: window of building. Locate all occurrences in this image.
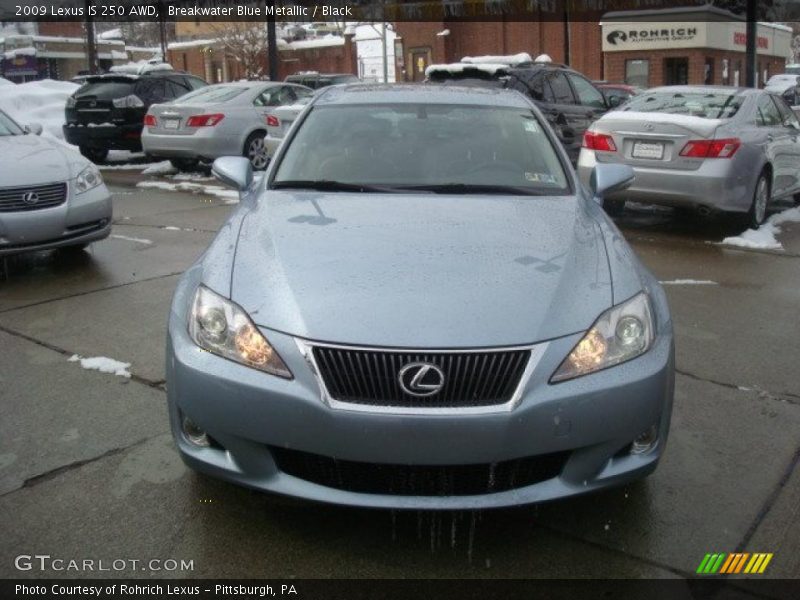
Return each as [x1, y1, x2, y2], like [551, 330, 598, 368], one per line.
[722, 59, 730, 86]
[625, 59, 649, 88]
[664, 58, 688, 85]
[704, 58, 714, 85]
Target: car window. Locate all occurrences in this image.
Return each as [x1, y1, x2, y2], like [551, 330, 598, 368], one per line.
[165, 80, 189, 100]
[0, 110, 23, 136]
[771, 94, 798, 126]
[77, 80, 135, 99]
[567, 74, 606, 109]
[507, 72, 545, 102]
[275, 86, 298, 105]
[273, 103, 569, 194]
[135, 79, 167, 103]
[545, 72, 575, 105]
[756, 94, 782, 126]
[623, 91, 744, 119]
[293, 87, 314, 101]
[184, 76, 207, 90]
[253, 86, 281, 107]
[178, 85, 248, 104]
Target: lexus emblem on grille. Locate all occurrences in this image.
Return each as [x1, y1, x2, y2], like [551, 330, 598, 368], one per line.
[89, 100, 97, 107]
[21, 192, 39, 205]
[398, 362, 446, 397]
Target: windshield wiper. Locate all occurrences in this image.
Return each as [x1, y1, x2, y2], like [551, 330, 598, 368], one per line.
[398, 183, 550, 196]
[271, 180, 402, 193]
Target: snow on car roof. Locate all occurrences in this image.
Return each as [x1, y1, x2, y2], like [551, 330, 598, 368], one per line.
[461, 52, 532, 66]
[425, 62, 511, 79]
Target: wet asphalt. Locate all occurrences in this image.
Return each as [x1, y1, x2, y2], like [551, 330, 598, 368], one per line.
[0, 170, 798, 580]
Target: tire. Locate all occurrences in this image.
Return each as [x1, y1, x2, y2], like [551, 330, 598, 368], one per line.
[79, 146, 108, 164]
[603, 198, 625, 217]
[169, 158, 200, 172]
[746, 171, 770, 229]
[244, 132, 269, 170]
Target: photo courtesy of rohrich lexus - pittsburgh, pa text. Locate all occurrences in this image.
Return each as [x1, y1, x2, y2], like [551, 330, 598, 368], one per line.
[0, 0, 799, 598]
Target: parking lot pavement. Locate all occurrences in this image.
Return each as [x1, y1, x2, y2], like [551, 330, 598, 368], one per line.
[1, 171, 798, 579]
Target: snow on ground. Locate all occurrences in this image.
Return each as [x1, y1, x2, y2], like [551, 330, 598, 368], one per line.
[0, 77, 14, 86]
[142, 161, 178, 176]
[110, 234, 153, 245]
[136, 180, 239, 203]
[171, 172, 214, 182]
[660, 279, 718, 285]
[718, 206, 800, 251]
[106, 150, 146, 163]
[0, 78, 78, 139]
[68, 354, 131, 378]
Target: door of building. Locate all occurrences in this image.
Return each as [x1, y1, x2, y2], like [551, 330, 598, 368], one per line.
[664, 58, 689, 85]
[409, 48, 431, 82]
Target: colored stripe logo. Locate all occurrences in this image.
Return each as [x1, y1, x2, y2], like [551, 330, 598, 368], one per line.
[696, 553, 773, 574]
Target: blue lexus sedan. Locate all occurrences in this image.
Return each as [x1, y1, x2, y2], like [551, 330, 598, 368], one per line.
[166, 84, 674, 509]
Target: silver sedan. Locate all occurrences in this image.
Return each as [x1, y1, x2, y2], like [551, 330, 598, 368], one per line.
[0, 109, 111, 257]
[142, 82, 313, 170]
[577, 86, 800, 227]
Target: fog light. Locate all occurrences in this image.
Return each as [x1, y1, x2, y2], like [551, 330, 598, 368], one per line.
[182, 416, 210, 447]
[631, 425, 658, 455]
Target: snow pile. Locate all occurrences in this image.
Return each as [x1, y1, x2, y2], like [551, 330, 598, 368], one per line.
[660, 279, 717, 285]
[69, 354, 132, 378]
[426, 62, 510, 78]
[461, 52, 532, 66]
[142, 160, 177, 175]
[719, 206, 800, 251]
[136, 180, 239, 203]
[0, 78, 79, 139]
[0, 77, 13, 87]
[3, 46, 36, 59]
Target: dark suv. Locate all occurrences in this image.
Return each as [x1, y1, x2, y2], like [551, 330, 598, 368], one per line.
[284, 72, 359, 90]
[64, 69, 207, 162]
[427, 61, 609, 163]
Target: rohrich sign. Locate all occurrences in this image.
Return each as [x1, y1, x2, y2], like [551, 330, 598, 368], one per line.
[601, 21, 790, 56]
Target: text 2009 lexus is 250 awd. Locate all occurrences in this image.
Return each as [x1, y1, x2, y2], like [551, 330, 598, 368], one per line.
[166, 84, 674, 509]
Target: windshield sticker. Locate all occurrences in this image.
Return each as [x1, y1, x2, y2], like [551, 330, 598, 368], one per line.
[525, 172, 557, 184]
[524, 121, 540, 133]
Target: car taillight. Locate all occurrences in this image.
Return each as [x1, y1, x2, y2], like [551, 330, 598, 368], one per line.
[583, 130, 617, 152]
[143, 114, 157, 127]
[680, 138, 741, 158]
[265, 115, 280, 127]
[186, 114, 225, 127]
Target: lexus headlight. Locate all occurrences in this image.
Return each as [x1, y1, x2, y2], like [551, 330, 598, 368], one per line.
[66, 96, 76, 108]
[74, 165, 103, 194]
[189, 285, 292, 379]
[551, 292, 654, 383]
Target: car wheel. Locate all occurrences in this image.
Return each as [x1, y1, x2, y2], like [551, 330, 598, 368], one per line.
[244, 133, 269, 170]
[79, 146, 108, 164]
[169, 158, 200, 172]
[603, 199, 625, 217]
[746, 172, 770, 229]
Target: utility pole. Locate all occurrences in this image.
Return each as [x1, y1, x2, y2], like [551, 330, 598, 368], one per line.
[745, 0, 757, 87]
[267, 0, 278, 81]
[382, 23, 389, 83]
[159, 1, 167, 62]
[84, 0, 97, 74]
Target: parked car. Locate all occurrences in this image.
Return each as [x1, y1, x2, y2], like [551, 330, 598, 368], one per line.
[577, 86, 800, 227]
[0, 108, 111, 256]
[142, 81, 313, 171]
[594, 83, 642, 108]
[284, 72, 359, 90]
[426, 58, 610, 163]
[63, 67, 207, 163]
[166, 84, 675, 509]
[764, 73, 800, 106]
[263, 94, 314, 159]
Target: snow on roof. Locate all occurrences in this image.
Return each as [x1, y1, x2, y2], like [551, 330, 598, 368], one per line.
[284, 35, 345, 50]
[425, 62, 510, 78]
[109, 62, 174, 75]
[461, 52, 532, 66]
[3, 46, 36, 59]
[99, 28, 122, 40]
[168, 38, 218, 50]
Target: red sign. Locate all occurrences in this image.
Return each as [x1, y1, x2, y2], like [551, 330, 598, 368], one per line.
[733, 32, 769, 49]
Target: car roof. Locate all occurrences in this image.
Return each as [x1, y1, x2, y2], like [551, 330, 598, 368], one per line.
[313, 83, 532, 108]
[644, 85, 753, 95]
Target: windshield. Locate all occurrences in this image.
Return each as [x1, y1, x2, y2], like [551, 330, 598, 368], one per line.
[272, 103, 569, 195]
[0, 110, 23, 136]
[622, 91, 744, 119]
[175, 85, 248, 104]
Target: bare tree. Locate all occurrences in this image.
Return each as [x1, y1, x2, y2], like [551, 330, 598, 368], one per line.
[210, 23, 269, 80]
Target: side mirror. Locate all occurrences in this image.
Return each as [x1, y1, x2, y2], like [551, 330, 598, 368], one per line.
[590, 163, 634, 200]
[211, 156, 253, 191]
[607, 95, 622, 108]
[24, 123, 43, 135]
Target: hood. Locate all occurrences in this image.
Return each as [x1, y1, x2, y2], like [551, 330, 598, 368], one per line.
[229, 191, 613, 348]
[599, 110, 723, 138]
[0, 135, 87, 186]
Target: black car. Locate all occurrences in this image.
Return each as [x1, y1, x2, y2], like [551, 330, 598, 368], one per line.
[63, 69, 207, 162]
[427, 61, 609, 163]
[284, 72, 359, 90]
